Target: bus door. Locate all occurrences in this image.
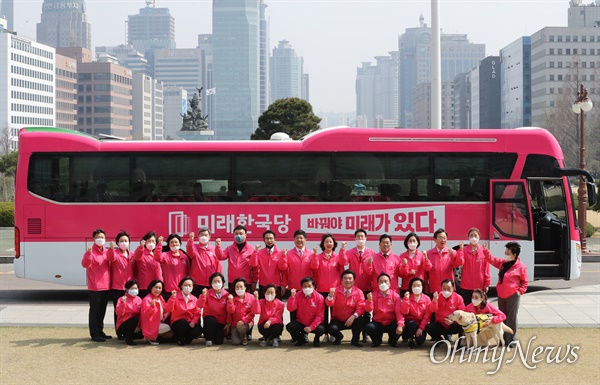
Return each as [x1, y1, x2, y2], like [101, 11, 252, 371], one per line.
[489, 180, 535, 284]
[526, 177, 571, 280]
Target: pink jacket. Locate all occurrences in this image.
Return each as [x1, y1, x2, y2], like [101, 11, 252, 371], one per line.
[197, 289, 230, 324]
[287, 291, 325, 331]
[325, 285, 366, 322]
[134, 245, 162, 290]
[400, 293, 435, 331]
[153, 249, 189, 292]
[311, 250, 347, 292]
[278, 248, 314, 290]
[250, 246, 285, 286]
[429, 291, 465, 328]
[345, 247, 376, 292]
[107, 247, 135, 290]
[186, 240, 222, 287]
[364, 290, 404, 327]
[81, 244, 110, 291]
[227, 292, 261, 325]
[216, 243, 255, 283]
[465, 302, 506, 324]
[140, 294, 169, 340]
[398, 250, 432, 291]
[165, 291, 200, 324]
[257, 298, 285, 326]
[364, 252, 401, 292]
[426, 247, 461, 293]
[115, 293, 142, 329]
[455, 245, 491, 290]
[484, 250, 528, 299]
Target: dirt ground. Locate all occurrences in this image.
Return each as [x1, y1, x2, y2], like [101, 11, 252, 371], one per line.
[1, 327, 599, 384]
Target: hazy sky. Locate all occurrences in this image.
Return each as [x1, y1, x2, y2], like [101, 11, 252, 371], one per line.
[14, 0, 571, 113]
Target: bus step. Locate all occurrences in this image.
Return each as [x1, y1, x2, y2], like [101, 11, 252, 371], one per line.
[534, 264, 563, 278]
[534, 264, 561, 267]
[534, 251, 558, 264]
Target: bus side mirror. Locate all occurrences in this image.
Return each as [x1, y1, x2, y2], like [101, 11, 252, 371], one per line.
[587, 182, 597, 207]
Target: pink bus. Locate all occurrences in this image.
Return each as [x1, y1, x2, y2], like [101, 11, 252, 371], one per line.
[14, 127, 596, 286]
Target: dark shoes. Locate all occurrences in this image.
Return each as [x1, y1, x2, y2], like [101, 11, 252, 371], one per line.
[100, 332, 113, 340]
[313, 338, 321, 347]
[91, 336, 106, 342]
[125, 339, 136, 346]
[350, 339, 363, 347]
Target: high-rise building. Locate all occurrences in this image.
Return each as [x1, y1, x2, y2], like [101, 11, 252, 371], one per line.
[132, 73, 154, 140]
[1, 31, 56, 150]
[153, 48, 206, 109]
[270, 40, 303, 102]
[398, 15, 485, 128]
[500, 37, 531, 128]
[213, 0, 261, 140]
[197, 34, 214, 130]
[37, 0, 91, 49]
[302, 74, 310, 102]
[0, 0, 14, 31]
[477, 56, 501, 129]
[412, 82, 454, 128]
[96, 45, 152, 76]
[127, 1, 176, 55]
[55, 53, 78, 130]
[259, 0, 269, 113]
[152, 80, 164, 140]
[355, 52, 399, 127]
[162, 86, 187, 140]
[568, 0, 600, 27]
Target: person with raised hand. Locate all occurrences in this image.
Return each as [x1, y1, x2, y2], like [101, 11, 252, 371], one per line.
[286, 277, 326, 347]
[187, 228, 222, 296]
[364, 234, 401, 293]
[198, 272, 231, 347]
[250, 230, 286, 299]
[134, 231, 162, 298]
[154, 234, 189, 301]
[115, 279, 143, 345]
[398, 232, 432, 297]
[165, 277, 201, 346]
[426, 279, 465, 343]
[107, 230, 135, 340]
[426, 228, 461, 294]
[363, 273, 404, 347]
[400, 277, 435, 348]
[454, 228, 490, 305]
[257, 284, 285, 347]
[140, 279, 172, 345]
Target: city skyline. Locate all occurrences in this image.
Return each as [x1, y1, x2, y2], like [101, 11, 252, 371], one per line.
[13, 0, 571, 113]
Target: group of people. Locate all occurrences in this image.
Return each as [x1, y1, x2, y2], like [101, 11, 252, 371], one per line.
[82, 226, 528, 347]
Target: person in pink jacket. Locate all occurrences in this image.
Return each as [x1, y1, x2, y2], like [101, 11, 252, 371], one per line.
[134, 231, 162, 298]
[400, 277, 435, 348]
[250, 230, 286, 298]
[363, 273, 404, 347]
[81, 228, 112, 342]
[187, 228, 222, 296]
[140, 279, 172, 345]
[364, 234, 401, 293]
[154, 234, 190, 299]
[166, 277, 201, 346]
[398, 232, 432, 296]
[215, 225, 255, 291]
[426, 228, 461, 293]
[426, 279, 466, 342]
[455, 228, 490, 305]
[257, 284, 285, 347]
[465, 288, 506, 326]
[227, 277, 261, 346]
[346, 229, 376, 294]
[115, 279, 143, 345]
[198, 272, 231, 346]
[483, 241, 528, 346]
[107, 231, 135, 339]
[286, 277, 326, 347]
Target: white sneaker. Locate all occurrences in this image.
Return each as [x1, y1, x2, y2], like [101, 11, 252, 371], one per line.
[322, 335, 329, 343]
[147, 340, 159, 346]
[330, 336, 336, 343]
[205, 341, 213, 347]
[272, 339, 279, 348]
[259, 340, 267, 347]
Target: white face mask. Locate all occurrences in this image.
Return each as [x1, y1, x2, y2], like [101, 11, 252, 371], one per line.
[407, 242, 418, 251]
[128, 289, 139, 297]
[94, 238, 105, 246]
[146, 242, 155, 251]
[118, 241, 129, 251]
[505, 254, 514, 261]
[212, 282, 223, 290]
[235, 289, 246, 297]
[378, 283, 390, 292]
[302, 287, 314, 296]
[441, 290, 452, 299]
[199, 236, 209, 244]
[355, 239, 366, 247]
[182, 286, 193, 295]
[265, 294, 275, 302]
[170, 246, 180, 253]
[470, 237, 479, 245]
[471, 299, 482, 307]
[412, 286, 422, 295]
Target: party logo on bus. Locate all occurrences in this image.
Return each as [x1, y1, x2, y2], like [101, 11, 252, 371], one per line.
[169, 211, 190, 236]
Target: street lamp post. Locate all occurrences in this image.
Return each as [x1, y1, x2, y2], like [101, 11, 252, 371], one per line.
[572, 84, 594, 252]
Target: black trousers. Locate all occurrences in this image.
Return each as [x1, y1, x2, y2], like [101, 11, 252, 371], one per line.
[402, 319, 427, 345]
[171, 319, 202, 345]
[192, 285, 210, 298]
[88, 290, 110, 338]
[327, 315, 369, 342]
[116, 316, 142, 341]
[456, 287, 473, 306]
[110, 289, 125, 335]
[203, 316, 226, 345]
[317, 292, 330, 330]
[426, 321, 463, 341]
[286, 321, 325, 342]
[258, 323, 284, 341]
[363, 321, 400, 345]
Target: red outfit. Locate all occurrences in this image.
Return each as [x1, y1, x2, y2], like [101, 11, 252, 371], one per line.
[455, 245, 490, 290]
[325, 286, 366, 322]
[115, 293, 142, 329]
[165, 291, 200, 324]
[197, 289, 230, 324]
[216, 243, 255, 283]
[365, 290, 404, 326]
[81, 244, 110, 291]
[400, 293, 435, 330]
[257, 298, 285, 326]
[153, 249, 189, 292]
[364, 252, 401, 292]
[398, 250, 432, 291]
[140, 294, 168, 340]
[345, 247, 376, 292]
[465, 302, 506, 324]
[484, 250, 528, 299]
[134, 246, 162, 290]
[311, 250, 347, 292]
[287, 291, 325, 331]
[250, 246, 285, 286]
[278, 248, 314, 290]
[186, 240, 222, 287]
[107, 247, 135, 290]
[429, 292, 466, 328]
[426, 247, 461, 292]
[227, 293, 261, 325]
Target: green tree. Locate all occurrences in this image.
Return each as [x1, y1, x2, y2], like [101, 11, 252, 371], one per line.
[251, 98, 321, 140]
[0, 151, 17, 177]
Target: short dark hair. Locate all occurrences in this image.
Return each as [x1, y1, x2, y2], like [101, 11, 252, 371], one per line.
[115, 230, 130, 244]
[403, 232, 421, 249]
[379, 234, 392, 243]
[233, 225, 247, 234]
[209, 272, 225, 285]
[263, 230, 276, 239]
[341, 269, 355, 280]
[505, 241, 521, 257]
[124, 279, 138, 290]
[166, 233, 182, 246]
[441, 278, 454, 288]
[468, 228, 481, 237]
[319, 233, 337, 251]
[178, 276, 195, 289]
[408, 277, 425, 290]
[264, 283, 277, 292]
[92, 228, 105, 238]
[198, 227, 211, 235]
[147, 279, 164, 294]
[300, 276, 315, 289]
[433, 228, 448, 239]
[294, 229, 307, 238]
[377, 272, 391, 282]
[232, 277, 248, 290]
[142, 231, 157, 242]
[354, 229, 367, 237]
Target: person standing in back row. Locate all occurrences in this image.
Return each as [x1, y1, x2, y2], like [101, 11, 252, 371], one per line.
[187, 228, 222, 297]
[426, 228, 461, 294]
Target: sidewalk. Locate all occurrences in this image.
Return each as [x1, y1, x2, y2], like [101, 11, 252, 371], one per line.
[1, 285, 598, 328]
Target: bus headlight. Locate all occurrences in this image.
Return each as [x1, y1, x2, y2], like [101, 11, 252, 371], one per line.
[576, 243, 582, 263]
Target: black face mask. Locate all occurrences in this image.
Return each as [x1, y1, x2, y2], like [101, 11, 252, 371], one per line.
[266, 244, 274, 250]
